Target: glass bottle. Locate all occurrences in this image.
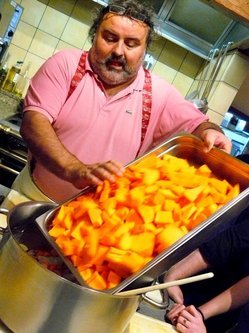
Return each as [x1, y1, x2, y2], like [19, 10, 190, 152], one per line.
[0, 61, 9, 88]
[3, 60, 23, 93]
[14, 62, 32, 97]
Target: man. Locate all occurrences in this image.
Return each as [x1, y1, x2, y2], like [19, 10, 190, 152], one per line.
[13, 0, 231, 202]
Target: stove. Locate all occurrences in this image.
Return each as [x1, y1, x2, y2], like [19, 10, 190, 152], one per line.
[0, 113, 23, 137]
[0, 113, 27, 188]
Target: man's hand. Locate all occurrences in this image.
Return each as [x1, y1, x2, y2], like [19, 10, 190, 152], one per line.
[200, 129, 232, 153]
[66, 160, 125, 189]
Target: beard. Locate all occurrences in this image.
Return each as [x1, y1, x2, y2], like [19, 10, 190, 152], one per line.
[89, 50, 143, 87]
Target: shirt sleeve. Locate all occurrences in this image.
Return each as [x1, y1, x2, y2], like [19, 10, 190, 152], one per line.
[151, 76, 209, 143]
[23, 49, 81, 122]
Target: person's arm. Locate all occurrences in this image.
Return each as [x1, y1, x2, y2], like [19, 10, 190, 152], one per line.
[163, 249, 210, 303]
[20, 111, 124, 189]
[192, 121, 232, 153]
[199, 275, 249, 320]
[167, 276, 249, 332]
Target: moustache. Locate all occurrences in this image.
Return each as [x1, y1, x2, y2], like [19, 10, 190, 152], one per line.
[105, 55, 126, 68]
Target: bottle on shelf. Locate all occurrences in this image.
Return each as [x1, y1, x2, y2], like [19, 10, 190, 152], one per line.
[0, 60, 9, 88]
[14, 61, 32, 97]
[3, 60, 23, 93]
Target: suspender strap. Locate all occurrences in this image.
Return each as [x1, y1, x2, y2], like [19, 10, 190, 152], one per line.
[67, 51, 88, 99]
[137, 68, 152, 157]
[68, 52, 152, 157]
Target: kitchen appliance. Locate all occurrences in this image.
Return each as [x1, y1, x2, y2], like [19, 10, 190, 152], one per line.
[0, 1, 23, 64]
[0, 112, 27, 187]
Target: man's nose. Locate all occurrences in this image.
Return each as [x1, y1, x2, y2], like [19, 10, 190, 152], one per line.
[112, 41, 125, 56]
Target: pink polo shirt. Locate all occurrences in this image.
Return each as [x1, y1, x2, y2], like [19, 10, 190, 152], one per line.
[24, 49, 208, 201]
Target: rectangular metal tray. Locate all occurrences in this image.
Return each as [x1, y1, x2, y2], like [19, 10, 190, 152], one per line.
[36, 134, 249, 294]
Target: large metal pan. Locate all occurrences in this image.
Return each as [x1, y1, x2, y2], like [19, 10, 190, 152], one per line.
[36, 134, 249, 293]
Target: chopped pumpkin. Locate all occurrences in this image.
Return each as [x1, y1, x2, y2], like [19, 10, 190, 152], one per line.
[48, 153, 240, 291]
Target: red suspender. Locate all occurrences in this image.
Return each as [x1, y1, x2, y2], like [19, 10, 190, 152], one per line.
[137, 68, 152, 157]
[67, 51, 87, 99]
[68, 52, 152, 157]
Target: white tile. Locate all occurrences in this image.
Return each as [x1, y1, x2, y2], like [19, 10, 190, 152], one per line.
[60, 17, 89, 49]
[152, 62, 177, 84]
[23, 52, 46, 78]
[221, 52, 249, 89]
[38, 7, 69, 38]
[11, 21, 36, 50]
[83, 38, 92, 51]
[54, 40, 78, 54]
[206, 109, 225, 125]
[20, 0, 46, 27]
[173, 72, 194, 97]
[6, 44, 27, 68]
[29, 30, 59, 59]
[208, 82, 238, 116]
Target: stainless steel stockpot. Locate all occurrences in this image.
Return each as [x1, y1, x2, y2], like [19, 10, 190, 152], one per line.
[0, 201, 140, 333]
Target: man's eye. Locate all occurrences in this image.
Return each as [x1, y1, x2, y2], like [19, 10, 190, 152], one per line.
[126, 42, 137, 47]
[125, 40, 139, 48]
[104, 35, 116, 42]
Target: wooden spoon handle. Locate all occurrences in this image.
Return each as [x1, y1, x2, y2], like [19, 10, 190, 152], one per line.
[117, 272, 214, 297]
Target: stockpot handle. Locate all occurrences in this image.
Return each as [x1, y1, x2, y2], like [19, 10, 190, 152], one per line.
[140, 276, 169, 310]
[141, 286, 169, 310]
[0, 207, 10, 249]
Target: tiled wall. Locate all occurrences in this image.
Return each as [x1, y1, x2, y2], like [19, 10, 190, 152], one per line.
[6, 0, 249, 124]
[204, 51, 249, 124]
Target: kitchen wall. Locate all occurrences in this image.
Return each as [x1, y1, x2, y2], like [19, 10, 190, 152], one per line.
[231, 71, 249, 116]
[6, 0, 249, 124]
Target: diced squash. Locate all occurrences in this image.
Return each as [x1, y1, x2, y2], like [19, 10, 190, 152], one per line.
[128, 187, 145, 207]
[130, 232, 155, 257]
[183, 185, 205, 202]
[141, 169, 160, 185]
[49, 152, 241, 291]
[155, 225, 186, 254]
[137, 205, 155, 223]
[107, 270, 122, 289]
[88, 208, 103, 226]
[86, 271, 107, 290]
[154, 211, 174, 224]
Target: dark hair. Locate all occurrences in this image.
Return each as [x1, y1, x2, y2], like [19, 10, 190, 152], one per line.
[89, 0, 155, 48]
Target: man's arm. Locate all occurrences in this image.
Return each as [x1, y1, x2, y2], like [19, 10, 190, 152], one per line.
[20, 111, 124, 189]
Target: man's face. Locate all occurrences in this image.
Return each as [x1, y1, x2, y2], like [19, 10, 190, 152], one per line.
[89, 13, 149, 87]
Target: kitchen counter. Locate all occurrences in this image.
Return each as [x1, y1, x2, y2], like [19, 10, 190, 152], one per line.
[0, 90, 21, 120]
[126, 312, 177, 333]
[0, 313, 176, 333]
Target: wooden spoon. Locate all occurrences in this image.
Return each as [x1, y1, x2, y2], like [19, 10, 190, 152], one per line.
[116, 272, 214, 297]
